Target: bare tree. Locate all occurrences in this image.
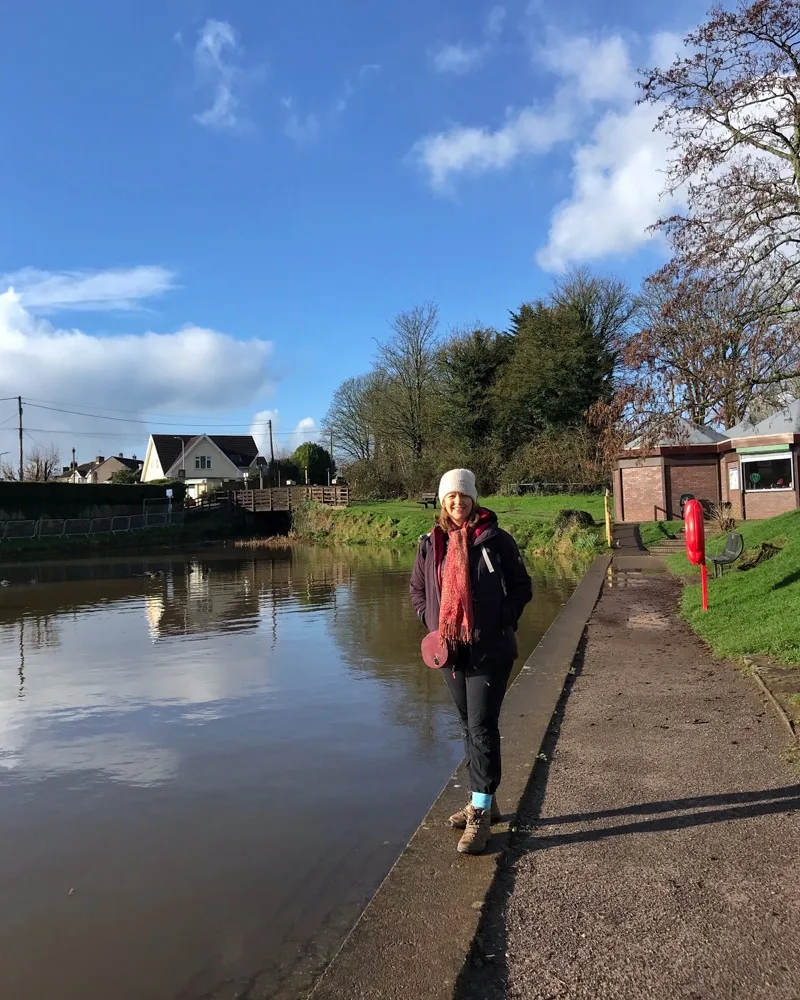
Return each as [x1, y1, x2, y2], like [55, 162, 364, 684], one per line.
[321, 374, 376, 463]
[591, 269, 800, 456]
[642, 0, 800, 316]
[373, 302, 440, 459]
[0, 445, 62, 482]
[552, 265, 638, 354]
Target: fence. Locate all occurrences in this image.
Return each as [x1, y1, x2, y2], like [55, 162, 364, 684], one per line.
[0, 510, 185, 542]
[503, 481, 610, 496]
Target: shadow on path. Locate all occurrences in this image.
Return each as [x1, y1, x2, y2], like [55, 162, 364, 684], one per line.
[452, 633, 800, 1000]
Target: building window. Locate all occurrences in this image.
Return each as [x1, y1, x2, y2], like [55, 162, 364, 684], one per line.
[741, 454, 794, 491]
[194, 455, 212, 470]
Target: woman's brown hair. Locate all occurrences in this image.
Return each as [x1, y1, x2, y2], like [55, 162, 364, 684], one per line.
[436, 503, 482, 532]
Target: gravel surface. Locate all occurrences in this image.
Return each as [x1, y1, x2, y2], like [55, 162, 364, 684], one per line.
[459, 571, 800, 1000]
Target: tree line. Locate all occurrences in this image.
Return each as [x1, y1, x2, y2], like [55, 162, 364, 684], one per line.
[325, 0, 800, 498]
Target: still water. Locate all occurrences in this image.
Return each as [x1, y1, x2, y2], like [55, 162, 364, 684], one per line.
[0, 547, 574, 1000]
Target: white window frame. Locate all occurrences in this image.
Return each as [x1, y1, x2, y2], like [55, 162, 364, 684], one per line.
[740, 452, 794, 493]
[194, 455, 213, 471]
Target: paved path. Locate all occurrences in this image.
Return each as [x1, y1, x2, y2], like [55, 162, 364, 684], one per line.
[460, 569, 800, 1000]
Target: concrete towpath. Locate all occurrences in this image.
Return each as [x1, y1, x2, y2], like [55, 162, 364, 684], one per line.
[459, 566, 800, 1000]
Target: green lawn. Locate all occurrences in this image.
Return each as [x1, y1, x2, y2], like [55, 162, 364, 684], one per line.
[348, 492, 607, 522]
[638, 520, 682, 548]
[665, 510, 800, 664]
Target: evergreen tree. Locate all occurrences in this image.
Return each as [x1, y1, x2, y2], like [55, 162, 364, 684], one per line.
[439, 328, 512, 449]
[290, 442, 335, 484]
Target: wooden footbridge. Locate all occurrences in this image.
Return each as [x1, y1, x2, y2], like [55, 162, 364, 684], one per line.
[189, 485, 350, 514]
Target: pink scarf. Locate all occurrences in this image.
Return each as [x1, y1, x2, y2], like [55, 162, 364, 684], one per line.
[438, 524, 474, 645]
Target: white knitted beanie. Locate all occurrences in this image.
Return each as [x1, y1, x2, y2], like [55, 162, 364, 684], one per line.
[438, 468, 478, 504]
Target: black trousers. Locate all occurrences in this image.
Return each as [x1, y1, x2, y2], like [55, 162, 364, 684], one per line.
[442, 656, 514, 796]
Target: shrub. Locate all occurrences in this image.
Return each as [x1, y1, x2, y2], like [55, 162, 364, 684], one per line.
[707, 501, 736, 535]
[553, 508, 595, 532]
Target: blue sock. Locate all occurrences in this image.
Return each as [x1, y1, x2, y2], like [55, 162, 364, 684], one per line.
[472, 792, 492, 811]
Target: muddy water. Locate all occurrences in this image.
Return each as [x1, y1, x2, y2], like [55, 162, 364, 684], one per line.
[0, 547, 574, 1000]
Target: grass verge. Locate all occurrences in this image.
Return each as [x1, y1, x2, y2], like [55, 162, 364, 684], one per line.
[664, 509, 800, 665]
[289, 494, 607, 567]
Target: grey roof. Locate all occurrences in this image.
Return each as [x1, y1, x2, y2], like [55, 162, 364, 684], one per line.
[625, 418, 728, 449]
[726, 399, 800, 438]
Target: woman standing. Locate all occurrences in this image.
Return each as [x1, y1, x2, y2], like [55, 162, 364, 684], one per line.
[410, 469, 532, 854]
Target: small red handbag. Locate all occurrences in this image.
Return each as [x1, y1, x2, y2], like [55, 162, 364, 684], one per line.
[421, 631, 453, 669]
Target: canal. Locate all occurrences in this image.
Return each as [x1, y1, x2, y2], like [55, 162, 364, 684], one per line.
[0, 547, 575, 1000]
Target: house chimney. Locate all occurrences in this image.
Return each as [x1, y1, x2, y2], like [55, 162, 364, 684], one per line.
[62, 466, 69, 475]
[96, 456, 104, 464]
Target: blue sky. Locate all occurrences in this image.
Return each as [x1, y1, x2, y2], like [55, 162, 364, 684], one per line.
[0, 0, 706, 465]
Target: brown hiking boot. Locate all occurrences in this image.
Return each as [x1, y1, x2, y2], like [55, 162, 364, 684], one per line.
[457, 805, 492, 854]
[448, 796, 501, 829]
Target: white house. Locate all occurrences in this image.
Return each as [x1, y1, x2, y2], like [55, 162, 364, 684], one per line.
[140, 434, 261, 497]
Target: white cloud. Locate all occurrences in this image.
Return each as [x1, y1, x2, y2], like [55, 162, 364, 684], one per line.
[431, 5, 506, 75]
[0, 289, 275, 460]
[192, 19, 251, 132]
[536, 103, 679, 270]
[539, 34, 635, 104]
[281, 97, 321, 145]
[282, 66, 378, 146]
[486, 5, 506, 40]
[1, 266, 176, 312]
[433, 44, 485, 76]
[415, 24, 689, 266]
[250, 410, 319, 457]
[413, 98, 574, 190]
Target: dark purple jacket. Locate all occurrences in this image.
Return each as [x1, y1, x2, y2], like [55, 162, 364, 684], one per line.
[409, 509, 533, 667]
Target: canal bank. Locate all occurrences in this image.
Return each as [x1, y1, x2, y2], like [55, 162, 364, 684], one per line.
[309, 555, 612, 1000]
[291, 496, 606, 565]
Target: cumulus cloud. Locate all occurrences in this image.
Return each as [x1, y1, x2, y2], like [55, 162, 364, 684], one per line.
[415, 25, 688, 266]
[538, 33, 635, 103]
[0, 289, 275, 460]
[537, 104, 678, 270]
[250, 410, 319, 458]
[431, 5, 506, 75]
[192, 19, 254, 132]
[1, 266, 176, 312]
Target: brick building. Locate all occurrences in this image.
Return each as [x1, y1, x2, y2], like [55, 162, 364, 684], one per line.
[613, 405, 800, 523]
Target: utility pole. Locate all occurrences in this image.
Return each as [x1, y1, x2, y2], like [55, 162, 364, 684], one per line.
[17, 397, 23, 482]
[268, 419, 275, 486]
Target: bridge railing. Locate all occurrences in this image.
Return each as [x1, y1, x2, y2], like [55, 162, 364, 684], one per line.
[227, 485, 351, 511]
[0, 510, 185, 542]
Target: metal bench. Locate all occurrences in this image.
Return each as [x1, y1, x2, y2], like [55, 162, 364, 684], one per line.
[709, 532, 744, 577]
[418, 493, 438, 509]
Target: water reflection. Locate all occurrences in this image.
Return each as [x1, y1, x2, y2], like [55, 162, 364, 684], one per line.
[0, 547, 575, 1000]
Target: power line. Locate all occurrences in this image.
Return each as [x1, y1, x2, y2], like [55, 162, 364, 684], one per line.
[21, 395, 267, 420]
[22, 402, 271, 428]
[11, 424, 316, 439]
